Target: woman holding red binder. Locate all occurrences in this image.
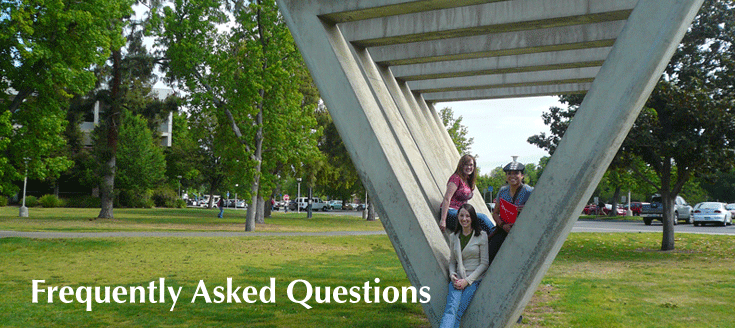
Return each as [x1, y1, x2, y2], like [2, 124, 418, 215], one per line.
[488, 157, 534, 264]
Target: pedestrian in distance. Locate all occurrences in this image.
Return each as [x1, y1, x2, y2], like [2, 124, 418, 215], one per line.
[439, 154, 494, 235]
[217, 197, 225, 218]
[439, 203, 489, 328]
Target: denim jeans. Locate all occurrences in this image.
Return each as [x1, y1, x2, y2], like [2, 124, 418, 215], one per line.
[218, 206, 224, 218]
[439, 279, 482, 328]
[446, 208, 495, 235]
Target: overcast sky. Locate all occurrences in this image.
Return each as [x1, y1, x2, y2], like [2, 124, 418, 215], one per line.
[435, 96, 563, 175]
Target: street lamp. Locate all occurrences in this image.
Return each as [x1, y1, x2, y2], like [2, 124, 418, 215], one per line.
[296, 178, 302, 213]
[19, 157, 29, 217]
[177, 175, 182, 199]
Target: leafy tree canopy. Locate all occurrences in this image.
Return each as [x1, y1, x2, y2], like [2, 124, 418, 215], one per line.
[0, 0, 133, 196]
[440, 107, 474, 154]
[528, 0, 735, 250]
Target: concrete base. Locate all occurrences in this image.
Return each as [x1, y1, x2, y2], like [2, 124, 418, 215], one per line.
[19, 206, 28, 217]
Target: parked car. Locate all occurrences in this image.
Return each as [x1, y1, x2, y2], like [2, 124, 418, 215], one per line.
[582, 203, 598, 215]
[486, 202, 495, 212]
[692, 202, 732, 226]
[294, 197, 329, 211]
[725, 203, 735, 218]
[198, 195, 221, 208]
[610, 205, 627, 216]
[640, 194, 693, 225]
[583, 203, 612, 215]
[226, 199, 246, 208]
[626, 202, 645, 216]
[329, 200, 343, 210]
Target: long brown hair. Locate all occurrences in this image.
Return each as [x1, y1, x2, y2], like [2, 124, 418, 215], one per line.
[453, 203, 481, 236]
[453, 154, 477, 189]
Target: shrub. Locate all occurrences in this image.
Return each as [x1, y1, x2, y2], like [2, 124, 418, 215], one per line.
[0, 196, 7, 206]
[24, 195, 38, 207]
[119, 189, 154, 208]
[152, 187, 179, 208]
[65, 195, 101, 208]
[39, 194, 65, 208]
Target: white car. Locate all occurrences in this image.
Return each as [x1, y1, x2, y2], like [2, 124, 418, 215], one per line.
[294, 197, 329, 211]
[328, 200, 343, 210]
[692, 202, 732, 226]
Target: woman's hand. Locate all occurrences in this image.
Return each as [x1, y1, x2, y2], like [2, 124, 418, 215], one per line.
[453, 278, 468, 290]
[440, 219, 447, 232]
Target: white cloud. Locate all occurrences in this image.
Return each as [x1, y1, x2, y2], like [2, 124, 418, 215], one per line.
[436, 96, 561, 174]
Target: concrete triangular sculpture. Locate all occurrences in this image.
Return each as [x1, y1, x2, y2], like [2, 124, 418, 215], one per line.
[275, 1, 703, 326]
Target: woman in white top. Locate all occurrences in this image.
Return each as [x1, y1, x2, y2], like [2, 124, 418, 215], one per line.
[439, 203, 489, 328]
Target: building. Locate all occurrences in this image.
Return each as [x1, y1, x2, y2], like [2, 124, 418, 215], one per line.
[79, 88, 174, 147]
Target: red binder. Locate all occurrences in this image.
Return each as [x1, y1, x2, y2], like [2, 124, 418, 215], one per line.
[499, 198, 518, 224]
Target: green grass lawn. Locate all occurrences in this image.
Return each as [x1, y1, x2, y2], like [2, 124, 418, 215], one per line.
[1, 207, 734, 327]
[0, 207, 383, 232]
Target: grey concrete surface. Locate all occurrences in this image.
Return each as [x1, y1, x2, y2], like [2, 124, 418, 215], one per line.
[275, 1, 704, 327]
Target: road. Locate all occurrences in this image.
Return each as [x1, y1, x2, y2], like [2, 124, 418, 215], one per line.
[3, 214, 735, 239]
[322, 209, 735, 235]
[572, 218, 735, 235]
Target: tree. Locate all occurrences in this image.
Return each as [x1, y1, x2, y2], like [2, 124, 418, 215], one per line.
[314, 107, 362, 202]
[94, 1, 178, 218]
[156, 0, 321, 230]
[440, 107, 474, 154]
[115, 109, 167, 206]
[701, 168, 735, 202]
[165, 112, 203, 198]
[0, 0, 132, 197]
[529, 0, 735, 250]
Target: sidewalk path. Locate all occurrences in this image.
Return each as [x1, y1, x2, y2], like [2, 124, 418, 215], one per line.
[0, 230, 387, 239]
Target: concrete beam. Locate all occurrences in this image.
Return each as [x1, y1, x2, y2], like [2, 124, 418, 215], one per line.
[462, 1, 704, 327]
[391, 47, 611, 81]
[277, 1, 453, 323]
[340, 0, 635, 47]
[317, 0, 508, 23]
[423, 83, 592, 102]
[369, 20, 625, 65]
[408, 67, 600, 93]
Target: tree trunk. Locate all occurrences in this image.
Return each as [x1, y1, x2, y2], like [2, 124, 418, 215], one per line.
[98, 49, 122, 219]
[256, 196, 265, 224]
[245, 84, 265, 230]
[264, 197, 272, 218]
[246, 182, 259, 231]
[660, 159, 675, 251]
[98, 156, 115, 218]
[366, 197, 376, 221]
[609, 186, 621, 216]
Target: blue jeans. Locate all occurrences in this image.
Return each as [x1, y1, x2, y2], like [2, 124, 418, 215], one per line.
[439, 279, 482, 328]
[446, 208, 495, 235]
[218, 206, 224, 218]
